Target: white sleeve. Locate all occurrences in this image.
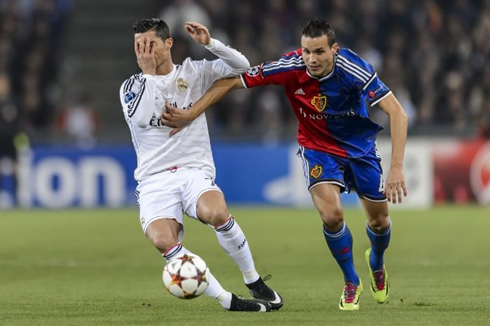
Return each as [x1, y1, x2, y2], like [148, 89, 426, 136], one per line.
[119, 74, 159, 128]
[204, 38, 250, 73]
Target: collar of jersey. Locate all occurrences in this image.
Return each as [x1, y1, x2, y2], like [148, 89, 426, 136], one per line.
[153, 64, 178, 79]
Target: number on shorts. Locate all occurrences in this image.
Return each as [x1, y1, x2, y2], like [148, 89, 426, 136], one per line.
[378, 174, 385, 193]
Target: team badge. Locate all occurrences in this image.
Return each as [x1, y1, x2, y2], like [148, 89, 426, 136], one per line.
[311, 94, 327, 112]
[124, 91, 136, 103]
[177, 78, 188, 91]
[140, 216, 145, 225]
[246, 65, 260, 77]
[310, 165, 323, 179]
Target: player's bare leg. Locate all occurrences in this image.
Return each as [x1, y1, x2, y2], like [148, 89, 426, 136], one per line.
[310, 183, 362, 310]
[197, 190, 283, 310]
[361, 199, 391, 303]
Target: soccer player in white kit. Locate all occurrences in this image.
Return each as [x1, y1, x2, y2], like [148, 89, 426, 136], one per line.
[119, 18, 283, 312]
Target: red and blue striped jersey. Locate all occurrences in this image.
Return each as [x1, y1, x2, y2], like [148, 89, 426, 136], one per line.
[240, 48, 391, 158]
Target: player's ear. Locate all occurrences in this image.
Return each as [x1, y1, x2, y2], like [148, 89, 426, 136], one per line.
[165, 37, 173, 50]
[332, 43, 339, 53]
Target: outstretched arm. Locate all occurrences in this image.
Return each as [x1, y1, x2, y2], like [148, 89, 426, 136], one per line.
[377, 93, 408, 204]
[185, 21, 249, 72]
[161, 76, 244, 134]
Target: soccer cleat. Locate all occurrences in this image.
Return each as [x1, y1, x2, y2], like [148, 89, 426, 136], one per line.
[365, 248, 390, 303]
[339, 280, 363, 311]
[246, 275, 284, 310]
[228, 293, 271, 312]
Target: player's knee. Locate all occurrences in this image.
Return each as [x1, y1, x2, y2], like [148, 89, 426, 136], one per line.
[199, 206, 229, 227]
[318, 206, 344, 230]
[368, 213, 390, 233]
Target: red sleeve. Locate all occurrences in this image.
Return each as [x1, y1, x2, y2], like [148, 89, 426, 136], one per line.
[240, 64, 288, 89]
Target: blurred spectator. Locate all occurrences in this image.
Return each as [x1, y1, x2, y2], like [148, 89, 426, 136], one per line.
[159, 0, 213, 60]
[476, 89, 490, 139]
[157, 0, 490, 141]
[54, 92, 100, 149]
[0, 0, 72, 135]
[4, 0, 490, 143]
[0, 72, 22, 207]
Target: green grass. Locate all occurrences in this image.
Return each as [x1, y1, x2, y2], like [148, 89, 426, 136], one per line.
[1, 206, 489, 325]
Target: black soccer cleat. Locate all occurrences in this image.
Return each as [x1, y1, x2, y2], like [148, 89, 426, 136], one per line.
[228, 293, 271, 312]
[246, 275, 284, 310]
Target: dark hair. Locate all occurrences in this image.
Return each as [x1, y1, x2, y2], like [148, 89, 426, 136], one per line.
[302, 18, 336, 47]
[132, 18, 170, 41]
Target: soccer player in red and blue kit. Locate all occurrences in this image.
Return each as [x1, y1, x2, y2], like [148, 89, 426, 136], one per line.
[162, 18, 408, 311]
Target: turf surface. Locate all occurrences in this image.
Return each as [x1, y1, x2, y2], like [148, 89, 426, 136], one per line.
[1, 206, 489, 325]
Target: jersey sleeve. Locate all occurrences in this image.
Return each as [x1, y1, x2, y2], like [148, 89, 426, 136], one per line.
[119, 74, 160, 127]
[338, 49, 391, 106]
[240, 50, 303, 88]
[198, 38, 250, 91]
[362, 75, 391, 106]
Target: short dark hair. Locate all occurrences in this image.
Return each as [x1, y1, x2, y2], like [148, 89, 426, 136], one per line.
[302, 18, 336, 47]
[132, 18, 170, 41]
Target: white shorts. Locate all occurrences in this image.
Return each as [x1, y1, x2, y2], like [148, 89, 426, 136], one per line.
[136, 167, 222, 237]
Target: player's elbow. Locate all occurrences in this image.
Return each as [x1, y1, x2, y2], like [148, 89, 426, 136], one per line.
[398, 107, 408, 125]
[231, 57, 250, 73]
[239, 59, 251, 72]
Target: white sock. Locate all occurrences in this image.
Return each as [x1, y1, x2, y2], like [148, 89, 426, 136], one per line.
[162, 243, 187, 261]
[212, 281, 232, 309]
[214, 216, 260, 284]
[162, 244, 229, 303]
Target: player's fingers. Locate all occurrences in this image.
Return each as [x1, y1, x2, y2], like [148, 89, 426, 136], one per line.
[149, 40, 155, 55]
[396, 184, 403, 204]
[185, 24, 195, 34]
[186, 21, 199, 28]
[387, 183, 397, 203]
[164, 103, 176, 115]
[161, 111, 170, 120]
[384, 186, 391, 203]
[188, 22, 207, 35]
[402, 183, 408, 197]
[134, 40, 140, 55]
[170, 127, 184, 137]
[161, 117, 175, 127]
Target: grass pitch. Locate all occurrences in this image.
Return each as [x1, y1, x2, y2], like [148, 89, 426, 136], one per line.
[1, 206, 489, 325]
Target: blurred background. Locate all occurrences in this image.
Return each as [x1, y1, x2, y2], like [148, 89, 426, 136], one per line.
[0, 0, 489, 209]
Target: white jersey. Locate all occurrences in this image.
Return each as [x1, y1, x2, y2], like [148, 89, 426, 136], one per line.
[120, 39, 249, 181]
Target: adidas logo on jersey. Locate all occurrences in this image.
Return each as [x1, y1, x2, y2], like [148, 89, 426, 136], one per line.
[294, 88, 305, 95]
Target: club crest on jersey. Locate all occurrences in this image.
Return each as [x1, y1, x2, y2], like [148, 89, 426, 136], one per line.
[310, 165, 323, 179]
[177, 78, 188, 91]
[311, 95, 327, 112]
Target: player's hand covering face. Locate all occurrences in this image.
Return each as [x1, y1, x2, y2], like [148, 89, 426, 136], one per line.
[134, 31, 171, 75]
[301, 35, 338, 78]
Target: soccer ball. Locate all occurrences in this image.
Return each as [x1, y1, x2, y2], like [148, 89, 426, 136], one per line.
[163, 253, 210, 299]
